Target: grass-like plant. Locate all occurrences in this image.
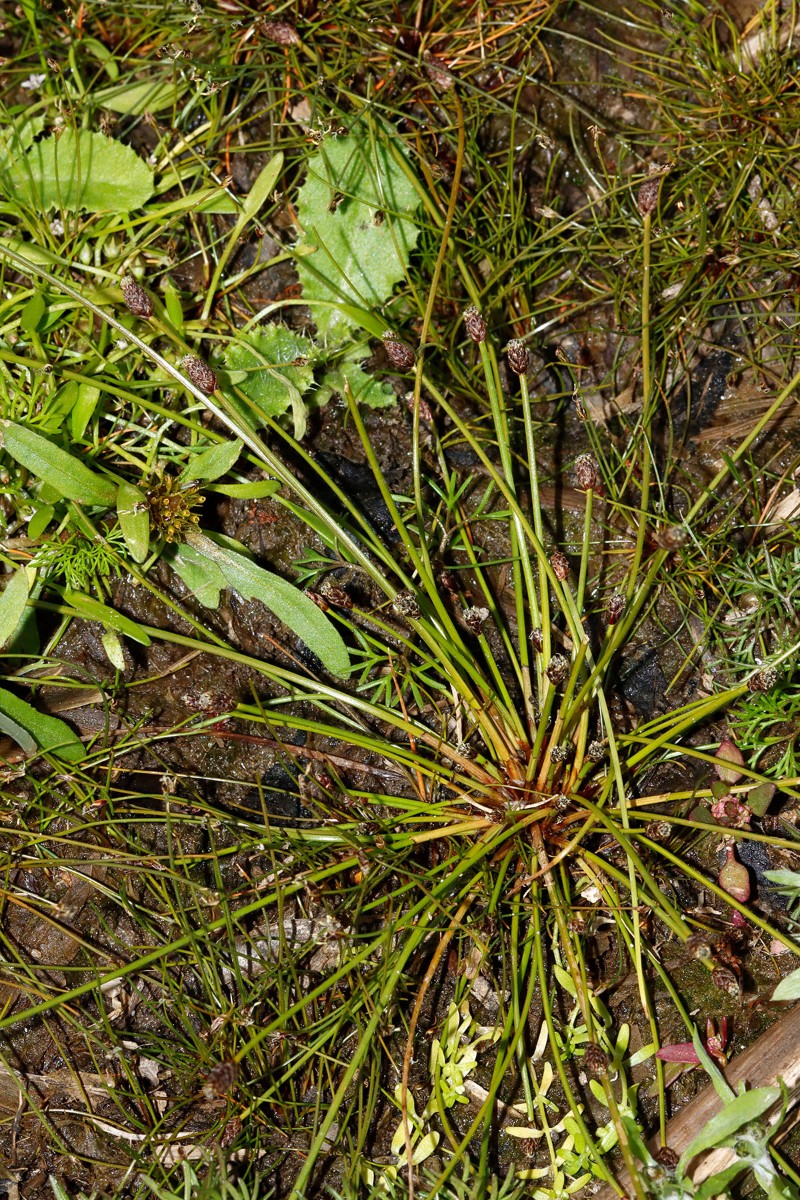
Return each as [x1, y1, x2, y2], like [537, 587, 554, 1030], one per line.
[0, 2, 800, 1199]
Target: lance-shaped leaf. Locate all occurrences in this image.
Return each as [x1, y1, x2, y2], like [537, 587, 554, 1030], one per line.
[63, 590, 151, 645]
[184, 529, 350, 677]
[1, 421, 117, 507]
[181, 438, 243, 484]
[0, 567, 31, 649]
[117, 481, 150, 563]
[0, 687, 85, 762]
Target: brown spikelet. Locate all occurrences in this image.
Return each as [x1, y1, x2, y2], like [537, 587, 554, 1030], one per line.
[182, 354, 218, 395]
[506, 339, 529, 376]
[383, 333, 416, 371]
[463, 305, 487, 344]
[121, 276, 153, 319]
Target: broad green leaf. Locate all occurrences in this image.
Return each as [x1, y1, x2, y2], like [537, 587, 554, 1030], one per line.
[181, 438, 242, 484]
[63, 589, 151, 645]
[772, 967, 800, 1001]
[295, 130, 421, 339]
[1, 421, 117, 506]
[82, 37, 119, 81]
[411, 1131, 439, 1166]
[241, 153, 284, 225]
[101, 629, 126, 671]
[168, 543, 226, 609]
[207, 480, 281, 499]
[20, 291, 45, 333]
[28, 505, 54, 540]
[0, 567, 30, 649]
[116, 481, 150, 563]
[163, 279, 184, 333]
[39, 379, 80, 434]
[184, 529, 350, 677]
[696, 1160, 747, 1200]
[225, 326, 317, 432]
[11, 129, 154, 212]
[93, 77, 178, 115]
[71, 383, 101, 440]
[678, 1087, 780, 1172]
[0, 686, 85, 762]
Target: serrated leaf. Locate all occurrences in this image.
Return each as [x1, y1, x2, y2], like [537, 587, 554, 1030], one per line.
[1, 421, 117, 506]
[11, 129, 154, 212]
[181, 438, 242, 484]
[101, 629, 126, 671]
[117, 481, 150, 563]
[772, 967, 800, 1001]
[63, 589, 151, 645]
[0, 567, 30, 649]
[92, 77, 179, 115]
[678, 1087, 780, 1171]
[0, 686, 85, 761]
[207, 480, 281, 499]
[169, 543, 226, 609]
[184, 529, 350, 677]
[316, 357, 396, 409]
[295, 131, 421, 340]
[225, 327, 316, 432]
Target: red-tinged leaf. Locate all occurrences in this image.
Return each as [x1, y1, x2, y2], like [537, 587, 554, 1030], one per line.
[715, 738, 745, 783]
[657, 1043, 700, 1064]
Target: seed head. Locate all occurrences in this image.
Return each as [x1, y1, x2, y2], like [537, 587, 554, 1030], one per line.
[550, 550, 570, 581]
[637, 173, 661, 217]
[182, 354, 218, 395]
[711, 966, 741, 998]
[120, 276, 153, 319]
[644, 820, 672, 843]
[463, 605, 490, 634]
[549, 743, 573, 764]
[749, 666, 777, 693]
[652, 1146, 679, 1171]
[392, 589, 420, 620]
[506, 339, 529, 376]
[586, 740, 605, 762]
[583, 1043, 609, 1079]
[574, 454, 599, 491]
[607, 593, 625, 625]
[260, 19, 301, 45]
[383, 333, 416, 371]
[686, 931, 715, 961]
[530, 627, 543, 653]
[202, 1059, 238, 1099]
[545, 653, 570, 686]
[463, 305, 487, 344]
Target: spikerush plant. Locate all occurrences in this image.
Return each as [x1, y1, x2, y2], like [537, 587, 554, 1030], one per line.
[2, 131, 800, 1200]
[2, 5, 800, 1196]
